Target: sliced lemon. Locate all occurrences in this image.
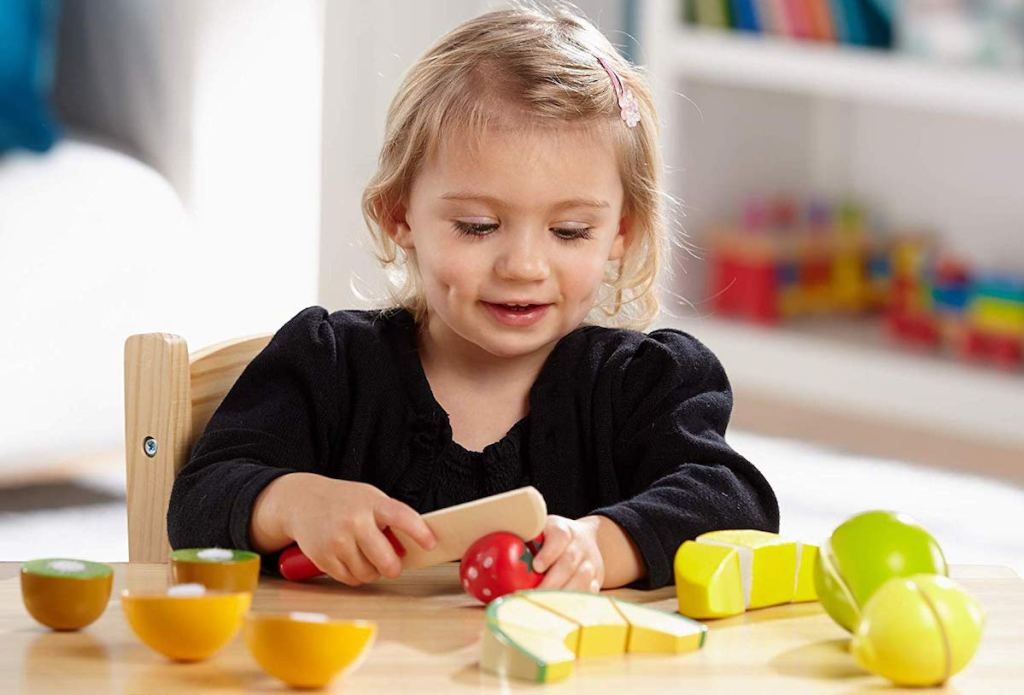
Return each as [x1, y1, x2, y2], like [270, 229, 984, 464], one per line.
[675, 530, 818, 619]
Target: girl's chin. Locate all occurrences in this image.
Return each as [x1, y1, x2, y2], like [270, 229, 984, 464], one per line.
[471, 331, 565, 360]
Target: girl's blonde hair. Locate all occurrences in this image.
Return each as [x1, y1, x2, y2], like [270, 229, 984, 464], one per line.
[361, 1, 666, 329]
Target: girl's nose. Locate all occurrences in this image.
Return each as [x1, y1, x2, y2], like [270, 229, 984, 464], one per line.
[495, 232, 549, 282]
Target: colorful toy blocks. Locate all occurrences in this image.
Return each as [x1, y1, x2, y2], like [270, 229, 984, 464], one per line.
[707, 195, 891, 324]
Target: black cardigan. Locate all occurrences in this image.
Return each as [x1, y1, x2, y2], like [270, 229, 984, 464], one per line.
[167, 306, 779, 589]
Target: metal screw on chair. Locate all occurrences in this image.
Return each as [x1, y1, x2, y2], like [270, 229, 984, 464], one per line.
[143, 437, 159, 458]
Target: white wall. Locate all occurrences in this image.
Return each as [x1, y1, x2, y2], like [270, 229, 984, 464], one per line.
[187, 0, 325, 331]
[1, 1, 326, 480]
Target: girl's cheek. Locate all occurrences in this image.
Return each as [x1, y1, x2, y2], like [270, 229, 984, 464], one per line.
[433, 252, 485, 293]
[569, 254, 610, 286]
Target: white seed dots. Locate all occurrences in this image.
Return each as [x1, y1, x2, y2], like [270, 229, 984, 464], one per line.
[48, 560, 86, 573]
[196, 548, 233, 561]
[467, 567, 478, 580]
[482, 588, 492, 597]
[168, 583, 206, 597]
[482, 557, 494, 569]
[463, 578, 470, 589]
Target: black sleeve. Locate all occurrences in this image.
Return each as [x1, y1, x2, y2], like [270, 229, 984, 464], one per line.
[166, 306, 342, 558]
[589, 329, 780, 589]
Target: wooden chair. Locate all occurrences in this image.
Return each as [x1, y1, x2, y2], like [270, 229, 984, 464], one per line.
[123, 331, 272, 562]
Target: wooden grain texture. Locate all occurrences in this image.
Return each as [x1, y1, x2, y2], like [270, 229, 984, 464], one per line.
[188, 334, 271, 440]
[1, 563, 1020, 694]
[123, 334, 190, 564]
[122, 332, 271, 564]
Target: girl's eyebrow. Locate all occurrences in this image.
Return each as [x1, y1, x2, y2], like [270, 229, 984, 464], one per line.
[440, 191, 610, 210]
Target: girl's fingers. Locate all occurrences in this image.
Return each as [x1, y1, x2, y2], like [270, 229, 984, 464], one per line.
[358, 526, 403, 579]
[376, 499, 438, 551]
[532, 517, 572, 574]
[341, 544, 381, 584]
[312, 552, 360, 586]
[537, 545, 584, 589]
[328, 535, 380, 585]
[564, 560, 600, 593]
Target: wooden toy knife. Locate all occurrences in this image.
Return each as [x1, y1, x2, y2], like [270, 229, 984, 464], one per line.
[279, 486, 547, 581]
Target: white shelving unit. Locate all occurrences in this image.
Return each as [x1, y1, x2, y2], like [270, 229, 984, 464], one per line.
[639, 1, 1024, 457]
[667, 28, 1024, 123]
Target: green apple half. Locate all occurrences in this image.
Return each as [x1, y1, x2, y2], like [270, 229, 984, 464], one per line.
[814, 511, 947, 632]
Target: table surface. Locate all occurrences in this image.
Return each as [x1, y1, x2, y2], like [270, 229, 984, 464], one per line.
[2, 562, 1021, 694]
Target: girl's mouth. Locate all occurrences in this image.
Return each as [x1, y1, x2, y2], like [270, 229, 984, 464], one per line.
[482, 301, 551, 327]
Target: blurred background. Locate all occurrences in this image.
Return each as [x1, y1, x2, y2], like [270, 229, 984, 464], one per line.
[1, 1, 1021, 572]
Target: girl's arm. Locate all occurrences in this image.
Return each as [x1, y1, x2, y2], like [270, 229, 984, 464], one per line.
[167, 307, 341, 554]
[588, 329, 780, 590]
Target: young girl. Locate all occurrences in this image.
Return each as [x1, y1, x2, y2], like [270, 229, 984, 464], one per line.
[168, 3, 779, 591]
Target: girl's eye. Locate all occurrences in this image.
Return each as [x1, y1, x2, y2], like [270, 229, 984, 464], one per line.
[452, 221, 593, 242]
[553, 226, 593, 242]
[452, 221, 498, 237]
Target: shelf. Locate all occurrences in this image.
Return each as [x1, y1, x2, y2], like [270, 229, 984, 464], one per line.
[671, 28, 1024, 123]
[658, 314, 1024, 450]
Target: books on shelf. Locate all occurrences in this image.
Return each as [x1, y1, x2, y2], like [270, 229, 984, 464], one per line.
[684, 0, 894, 49]
[683, 0, 1024, 72]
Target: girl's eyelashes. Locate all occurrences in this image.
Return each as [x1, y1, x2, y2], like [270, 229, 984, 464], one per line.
[451, 221, 593, 242]
[553, 226, 594, 241]
[452, 221, 498, 237]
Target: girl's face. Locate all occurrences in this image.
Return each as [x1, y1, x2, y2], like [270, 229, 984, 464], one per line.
[390, 123, 628, 361]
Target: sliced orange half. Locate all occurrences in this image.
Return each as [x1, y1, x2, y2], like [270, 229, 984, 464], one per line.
[245, 612, 377, 688]
[121, 583, 251, 661]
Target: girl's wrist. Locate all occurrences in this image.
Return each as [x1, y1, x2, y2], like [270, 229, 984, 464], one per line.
[250, 472, 307, 553]
[579, 514, 644, 589]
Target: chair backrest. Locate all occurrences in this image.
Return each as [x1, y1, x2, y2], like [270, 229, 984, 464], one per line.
[123, 332, 272, 562]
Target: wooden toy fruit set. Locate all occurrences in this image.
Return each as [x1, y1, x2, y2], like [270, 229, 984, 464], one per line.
[672, 514, 986, 688]
[18, 487, 548, 689]
[673, 529, 818, 618]
[481, 590, 706, 683]
[19, 487, 987, 689]
[20, 549, 374, 689]
[816, 511, 985, 687]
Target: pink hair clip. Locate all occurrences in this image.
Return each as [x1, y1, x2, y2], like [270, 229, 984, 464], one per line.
[596, 55, 640, 128]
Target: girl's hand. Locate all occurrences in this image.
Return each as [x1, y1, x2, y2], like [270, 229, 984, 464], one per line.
[274, 474, 437, 587]
[532, 515, 605, 592]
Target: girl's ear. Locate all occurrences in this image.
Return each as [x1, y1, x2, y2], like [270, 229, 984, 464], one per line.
[382, 200, 415, 250]
[608, 215, 630, 261]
